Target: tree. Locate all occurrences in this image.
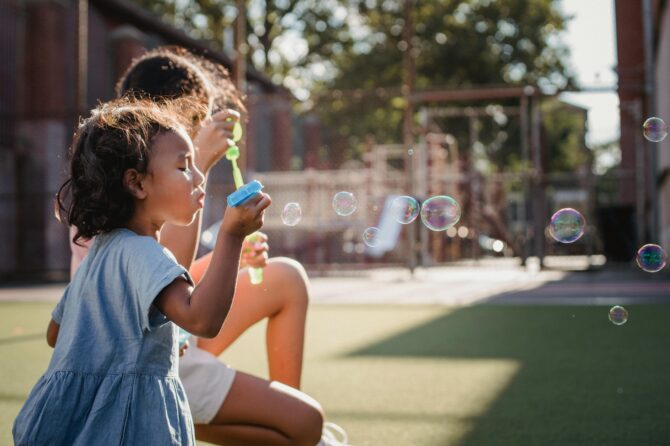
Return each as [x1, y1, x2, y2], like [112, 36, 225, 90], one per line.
[311, 0, 578, 168]
[129, 0, 354, 93]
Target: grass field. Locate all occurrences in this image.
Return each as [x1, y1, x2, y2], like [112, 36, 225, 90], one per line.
[2, 301, 670, 445]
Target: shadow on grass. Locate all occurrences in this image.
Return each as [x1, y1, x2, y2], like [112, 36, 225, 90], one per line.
[348, 304, 670, 446]
[0, 391, 29, 403]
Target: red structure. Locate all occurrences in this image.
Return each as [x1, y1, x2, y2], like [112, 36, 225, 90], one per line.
[614, 0, 670, 249]
[0, 0, 302, 279]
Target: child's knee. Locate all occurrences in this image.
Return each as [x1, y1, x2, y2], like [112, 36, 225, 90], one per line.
[293, 401, 324, 446]
[268, 257, 310, 301]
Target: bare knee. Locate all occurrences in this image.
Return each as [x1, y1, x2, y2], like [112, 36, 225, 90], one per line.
[267, 257, 310, 307]
[288, 399, 324, 446]
[269, 381, 324, 445]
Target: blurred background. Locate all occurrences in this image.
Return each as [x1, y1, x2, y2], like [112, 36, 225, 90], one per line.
[0, 0, 667, 279]
[3, 2, 670, 445]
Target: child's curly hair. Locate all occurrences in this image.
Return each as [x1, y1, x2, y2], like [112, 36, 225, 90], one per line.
[56, 97, 205, 245]
[115, 45, 246, 115]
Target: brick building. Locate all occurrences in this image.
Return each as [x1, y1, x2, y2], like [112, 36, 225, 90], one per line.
[614, 0, 670, 250]
[0, 0, 315, 279]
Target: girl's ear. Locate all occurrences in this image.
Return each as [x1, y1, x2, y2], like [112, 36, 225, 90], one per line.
[123, 169, 148, 199]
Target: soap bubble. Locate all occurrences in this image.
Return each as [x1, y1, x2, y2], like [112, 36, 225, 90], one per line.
[281, 202, 302, 226]
[362, 227, 380, 247]
[636, 244, 667, 272]
[420, 195, 461, 231]
[332, 191, 357, 216]
[391, 196, 420, 224]
[643, 117, 668, 142]
[608, 305, 628, 326]
[549, 208, 585, 243]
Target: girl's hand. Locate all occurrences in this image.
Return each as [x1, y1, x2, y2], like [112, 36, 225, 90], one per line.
[179, 339, 189, 357]
[194, 109, 241, 173]
[220, 192, 272, 239]
[240, 232, 269, 269]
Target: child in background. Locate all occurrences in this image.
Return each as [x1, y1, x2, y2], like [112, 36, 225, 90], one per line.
[13, 98, 271, 445]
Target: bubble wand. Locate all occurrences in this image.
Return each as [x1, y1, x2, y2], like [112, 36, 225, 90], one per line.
[226, 121, 264, 285]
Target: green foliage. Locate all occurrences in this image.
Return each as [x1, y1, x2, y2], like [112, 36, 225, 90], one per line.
[128, 0, 354, 83]
[129, 0, 584, 171]
[541, 99, 590, 172]
[313, 0, 578, 168]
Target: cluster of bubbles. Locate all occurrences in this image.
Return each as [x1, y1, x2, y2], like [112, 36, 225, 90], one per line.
[625, 117, 668, 325]
[280, 191, 462, 247]
[548, 207, 667, 273]
[277, 116, 668, 319]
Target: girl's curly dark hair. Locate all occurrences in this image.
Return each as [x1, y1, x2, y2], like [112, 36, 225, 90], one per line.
[115, 45, 246, 115]
[56, 97, 205, 245]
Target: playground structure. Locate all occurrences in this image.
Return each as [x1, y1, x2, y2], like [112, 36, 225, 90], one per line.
[226, 86, 612, 271]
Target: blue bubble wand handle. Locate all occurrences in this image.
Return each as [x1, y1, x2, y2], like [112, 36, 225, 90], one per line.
[226, 122, 264, 285]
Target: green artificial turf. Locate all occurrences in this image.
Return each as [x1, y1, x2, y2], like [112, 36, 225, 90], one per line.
[1, 302, 670, 445]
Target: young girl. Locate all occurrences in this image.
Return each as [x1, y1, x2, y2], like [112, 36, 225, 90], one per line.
[69, 46, 349, 445]
[13, 98, 271, 445]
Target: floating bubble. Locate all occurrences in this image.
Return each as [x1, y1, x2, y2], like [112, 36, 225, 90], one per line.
[636, 243, 667, 272]
[549, 208, 585, 243]
[391, 196, 420, 224]
[362, 227, 380, 247]
[643, 117, 668, 142]
[608, 305, 628, 326]
[420, 195, 461, 231]
[281, 202, 302, 226]
[332, 191, 357, 216]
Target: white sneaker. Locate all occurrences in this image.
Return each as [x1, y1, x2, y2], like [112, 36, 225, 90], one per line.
[317, 421, 350, 446]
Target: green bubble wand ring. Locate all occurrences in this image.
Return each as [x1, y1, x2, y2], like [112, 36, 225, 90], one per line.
[226, 121, 264, 285]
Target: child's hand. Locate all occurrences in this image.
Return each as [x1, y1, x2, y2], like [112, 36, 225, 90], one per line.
[220, 192, 272, 238]
[241, 232, 269, 269]
[193, 109, 241, 173]
[179, 339, 189, 357]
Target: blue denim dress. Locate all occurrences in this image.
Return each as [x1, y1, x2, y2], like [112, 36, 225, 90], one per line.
[13, 229, 195, 445]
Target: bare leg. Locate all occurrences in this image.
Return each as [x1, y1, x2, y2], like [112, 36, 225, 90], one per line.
[195, 372, 323, 446]
[196, 257, 309, 388]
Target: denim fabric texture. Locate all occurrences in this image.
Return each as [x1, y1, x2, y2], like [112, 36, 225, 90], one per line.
[13, 229, 195, 445]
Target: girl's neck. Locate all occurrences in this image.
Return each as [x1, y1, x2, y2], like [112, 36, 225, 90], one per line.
[124, 216, 163, 240]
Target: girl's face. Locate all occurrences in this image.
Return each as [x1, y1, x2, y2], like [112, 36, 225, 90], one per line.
[143, 128, 206, 226]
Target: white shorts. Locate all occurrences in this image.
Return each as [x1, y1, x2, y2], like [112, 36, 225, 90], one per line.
[179, 344, 236, 424]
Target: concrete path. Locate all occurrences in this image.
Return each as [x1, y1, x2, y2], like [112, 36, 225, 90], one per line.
[3, 257, 670, 306]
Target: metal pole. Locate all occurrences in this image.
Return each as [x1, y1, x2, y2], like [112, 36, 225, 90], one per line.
[76, 0, 88, 115]
[519, 94, 530, 265]
[530, 97, 545, 267]
[642, 0, 658, 243]
[234, 0, 247, 172]
[402, 0, 416, 273]
[630, 99, 646, 246]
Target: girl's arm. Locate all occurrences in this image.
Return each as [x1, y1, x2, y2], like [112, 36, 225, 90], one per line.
[47, 319, 60, 348]
[155, 193, 271, 338]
